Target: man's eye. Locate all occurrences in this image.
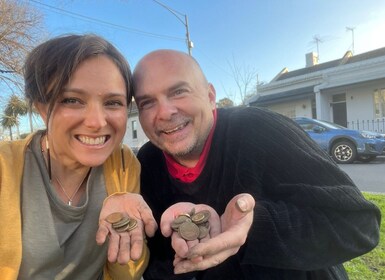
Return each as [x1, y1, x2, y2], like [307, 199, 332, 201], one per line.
[139, 100, 154, 110]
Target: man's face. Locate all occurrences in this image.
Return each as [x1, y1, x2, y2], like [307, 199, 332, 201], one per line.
[134, 51, 216, 166]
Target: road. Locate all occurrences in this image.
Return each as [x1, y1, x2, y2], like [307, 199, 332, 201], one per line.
[338, 156, 385, 193]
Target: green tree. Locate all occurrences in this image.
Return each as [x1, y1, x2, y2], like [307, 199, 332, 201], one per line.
[1, 113, 17, 140]
[4, 94, 30, 138]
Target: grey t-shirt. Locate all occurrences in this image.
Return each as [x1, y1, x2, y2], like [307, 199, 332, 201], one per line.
[19, 132, 108, 280]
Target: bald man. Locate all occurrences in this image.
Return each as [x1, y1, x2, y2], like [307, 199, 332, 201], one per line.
[133, 49, 380, 280]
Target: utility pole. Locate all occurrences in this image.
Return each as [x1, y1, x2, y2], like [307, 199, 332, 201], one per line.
[346, 26, 355, 54]
[152, 0, 193, 55]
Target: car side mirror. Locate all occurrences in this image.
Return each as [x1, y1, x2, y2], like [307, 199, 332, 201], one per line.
[313, 126, 324, 133]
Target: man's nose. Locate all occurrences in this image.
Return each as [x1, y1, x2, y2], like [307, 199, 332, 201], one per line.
[156, 100, 178, 120]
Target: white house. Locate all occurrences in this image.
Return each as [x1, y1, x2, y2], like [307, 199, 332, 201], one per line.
[123, 102, 148, 153]
[248, 47, 385, 133]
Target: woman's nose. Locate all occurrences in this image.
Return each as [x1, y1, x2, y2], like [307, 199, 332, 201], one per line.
[84, 103, 107, 129]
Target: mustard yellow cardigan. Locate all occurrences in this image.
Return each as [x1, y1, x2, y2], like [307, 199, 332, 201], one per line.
[0, 133, 149, 280]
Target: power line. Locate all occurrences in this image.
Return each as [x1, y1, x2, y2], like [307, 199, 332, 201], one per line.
[29, 0, 185, 42]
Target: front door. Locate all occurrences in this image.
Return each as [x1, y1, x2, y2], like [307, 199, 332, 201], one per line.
[331, 93, 347, 127]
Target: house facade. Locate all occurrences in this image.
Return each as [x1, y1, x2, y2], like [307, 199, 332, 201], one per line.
[123, 103, 148, 153]
[248, 48, 385, 133]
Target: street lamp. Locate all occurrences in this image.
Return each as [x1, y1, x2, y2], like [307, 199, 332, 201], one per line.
[152, 0, 193, 56]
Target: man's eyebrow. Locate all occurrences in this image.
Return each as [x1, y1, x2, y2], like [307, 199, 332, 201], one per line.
[168, 81, 189, 92]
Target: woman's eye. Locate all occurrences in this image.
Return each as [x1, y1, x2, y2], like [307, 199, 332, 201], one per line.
[106, 100, 124, 107]
[60, 98, 80, 104]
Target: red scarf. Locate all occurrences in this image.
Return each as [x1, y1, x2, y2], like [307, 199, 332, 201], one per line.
[164, 109, 217, 183]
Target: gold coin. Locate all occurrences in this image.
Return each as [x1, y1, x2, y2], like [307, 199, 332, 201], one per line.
[127, 219, 138, 231]
[178, 221, 200, 241]
[112, 216, 130, 229]
[192, 210, 211, 224]
[106, 212, 124, 224]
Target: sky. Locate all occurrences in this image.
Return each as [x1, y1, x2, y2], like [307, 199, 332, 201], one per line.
[5, 0, 385, 134]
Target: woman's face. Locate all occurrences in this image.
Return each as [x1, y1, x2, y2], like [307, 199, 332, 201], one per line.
[37, 55, 128, 168]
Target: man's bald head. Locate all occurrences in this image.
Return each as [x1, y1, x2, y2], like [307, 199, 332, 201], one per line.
[132, 49, 208, 94]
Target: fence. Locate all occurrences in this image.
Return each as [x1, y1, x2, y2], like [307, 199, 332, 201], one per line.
[347, 118, 385, 134]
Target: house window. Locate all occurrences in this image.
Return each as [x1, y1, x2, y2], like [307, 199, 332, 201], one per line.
[374, 89, 385, 118]
[132, 120, 137, 139]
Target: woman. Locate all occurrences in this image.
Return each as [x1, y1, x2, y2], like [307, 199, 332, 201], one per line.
[0, 34, 156, 280]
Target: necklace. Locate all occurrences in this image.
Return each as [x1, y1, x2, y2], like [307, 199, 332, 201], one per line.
[55, 172, 89, 206]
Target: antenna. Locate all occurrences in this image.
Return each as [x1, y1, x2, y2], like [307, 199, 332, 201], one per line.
[346, 26, 355, 54]
[311, 35, 323, 61]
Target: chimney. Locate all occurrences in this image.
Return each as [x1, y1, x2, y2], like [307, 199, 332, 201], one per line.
[306, 52, 319, 67]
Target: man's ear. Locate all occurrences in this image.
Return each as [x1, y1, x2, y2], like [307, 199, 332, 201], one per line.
[208, 83, 216, 109]
[34, 102, 48, 125]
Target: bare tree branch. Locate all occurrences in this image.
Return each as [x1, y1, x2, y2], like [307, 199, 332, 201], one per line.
[227, 54, 258, 105]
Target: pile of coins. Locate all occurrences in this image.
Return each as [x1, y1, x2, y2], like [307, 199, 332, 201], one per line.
[106, 212, 138, 233]
[171, 208, 211, 241]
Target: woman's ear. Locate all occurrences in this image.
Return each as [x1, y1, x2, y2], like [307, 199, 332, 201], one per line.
[34, 102, 49, 125]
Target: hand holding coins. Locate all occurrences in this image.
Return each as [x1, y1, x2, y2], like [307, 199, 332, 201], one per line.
[171, 208, 211, 241]
[106, 212, 138, 233]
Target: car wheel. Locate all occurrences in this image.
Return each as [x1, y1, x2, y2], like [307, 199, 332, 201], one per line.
[357, 155, 376, 163]
[331, 141, 357, 164]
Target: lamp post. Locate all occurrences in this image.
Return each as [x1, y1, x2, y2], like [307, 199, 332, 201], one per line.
[153, 0, 193, 56]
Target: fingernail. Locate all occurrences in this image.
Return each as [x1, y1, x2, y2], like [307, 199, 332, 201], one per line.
[236, 199, 248, 212]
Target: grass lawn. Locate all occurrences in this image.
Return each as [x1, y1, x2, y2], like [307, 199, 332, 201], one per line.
[344, 192, 385, 280]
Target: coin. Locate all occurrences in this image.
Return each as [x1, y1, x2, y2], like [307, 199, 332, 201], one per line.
[178, 221, 200, 241]
[127, 218, 138, 231]
[198, 224, 210, 239]
[112, 216, 130, 229]
[106, 212, 124, 224]
[191, 210, 211, 224]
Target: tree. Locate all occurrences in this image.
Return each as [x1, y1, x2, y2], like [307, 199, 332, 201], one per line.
[4, 94, 29, 138]
[217, 97, 234, 108]
[0, 0, 44, 91]
[1, 113, 17, 140]
[226, 54, 258, 105]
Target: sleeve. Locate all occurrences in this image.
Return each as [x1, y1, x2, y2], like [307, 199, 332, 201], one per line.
[236, 110, 381, 270]
[103, 145, 149, 279]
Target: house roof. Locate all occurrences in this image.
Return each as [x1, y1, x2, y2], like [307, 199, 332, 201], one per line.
[275, 47, 385, 81]
[249, 86, 315, 106]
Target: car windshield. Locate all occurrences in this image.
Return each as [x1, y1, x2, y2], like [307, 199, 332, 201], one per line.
[313, 119, 347, 130]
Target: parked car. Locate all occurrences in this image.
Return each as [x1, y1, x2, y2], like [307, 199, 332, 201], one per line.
[293, 117, 385, 164]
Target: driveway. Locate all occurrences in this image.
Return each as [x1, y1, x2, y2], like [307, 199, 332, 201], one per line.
[338, 156, 385, 193]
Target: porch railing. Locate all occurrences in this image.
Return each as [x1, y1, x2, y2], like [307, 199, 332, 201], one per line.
[347, 118, 385, 134]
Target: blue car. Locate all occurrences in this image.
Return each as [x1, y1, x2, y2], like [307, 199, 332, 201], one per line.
[293, 117, 385, 164]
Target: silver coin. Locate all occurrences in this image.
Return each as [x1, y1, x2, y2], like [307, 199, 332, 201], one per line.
[178, 221, 200, 241]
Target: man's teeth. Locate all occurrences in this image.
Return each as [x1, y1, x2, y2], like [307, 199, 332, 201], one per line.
[164, 123, 186, 134]
[78, 136, 106, 145]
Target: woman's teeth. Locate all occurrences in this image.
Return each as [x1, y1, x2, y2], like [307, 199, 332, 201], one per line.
[78, 136, 106, 145]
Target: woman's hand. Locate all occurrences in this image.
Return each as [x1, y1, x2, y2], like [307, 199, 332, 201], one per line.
[96, 193, 157, 264]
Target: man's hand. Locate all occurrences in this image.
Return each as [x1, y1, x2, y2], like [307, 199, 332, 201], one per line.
[160, 202, 221, 261]
[173, 193, 255, 274]
[96, 193, 157, 264]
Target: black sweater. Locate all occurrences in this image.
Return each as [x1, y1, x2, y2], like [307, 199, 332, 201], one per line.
[138, 107, 381, 280]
